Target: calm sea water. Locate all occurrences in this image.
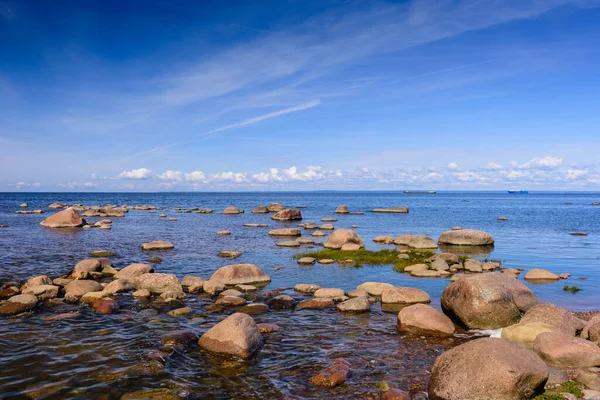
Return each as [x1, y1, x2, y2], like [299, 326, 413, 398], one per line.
[0, 191, 599, 399]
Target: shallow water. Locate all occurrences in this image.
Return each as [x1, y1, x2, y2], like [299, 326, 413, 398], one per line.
[0, 191, 599, 398]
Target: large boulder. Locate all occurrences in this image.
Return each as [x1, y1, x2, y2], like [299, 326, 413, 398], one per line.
[103, 279, 134, 294]
[501, 322, 559, 349]
[223, 206, 243, 214]
[0, 294, 38, 315]
[134, 273, 182, 294]
[21, 275, 52, 291]
[441, 273, 538, 329]
[22, 284, 59, 301]
[336, 297, 370, 313]
[72, 259, 101, 279]
[64, 280, 103, 302]
[398, 304, 455, 337]
[334, 204, 349, 214]
[210, 264, 270, 285]
[533, 332, 600, 368]
[198, 313, 262, 358]
[324, 229, 364, 250]
[437, 229, 494, 246]
[393, 234, 438, 249]
[114, 263, 154, 280]
[251, 206, 269, 213]
[381, 287, 431, 304]
[268, 203, 285, 212]
[428, 338, 548, 400]
[523, 268, 560, 281]
[39, 207, 85, 228]
[519, 303, 585, 336]
[271, 209, 302, 221]
[356, 282, 395, 296]
[141, 241, 174, 251]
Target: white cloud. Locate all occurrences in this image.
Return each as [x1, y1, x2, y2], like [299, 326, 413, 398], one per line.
[517, 156, 564, 170]
[565, 168, 588, 180]
[484, 162, 504, 171]
[447, 162, 459, 170]
[57, 182, 97, 189]
[184, 171, 207, 182]
[8, 181, 41, 188]
[210, 172, 247, 183]
[156, 170, 184, 181]
[117, 168, 152, 180]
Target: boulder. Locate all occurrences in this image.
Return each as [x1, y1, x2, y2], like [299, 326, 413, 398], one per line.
[257, 323, 281, 333]
[181, 276, 204, 288]
[394, 234, 438, 249]
[310, 359, 351, 387]
[294, 283, 321, 293]
[141, 241, 174, 251]
[80, 291, 109, 305]
[533, 332, 600, 368]
[203, 279, 225, 295]
[251, 206, 269, 213]
[357, 282, 395, 296]
[114, 263, 154, 280]
[48, 202, 65, 209]
[224, 206, 243, 214]
[428, 253, 460, 265]
[276, 240, 300, 247]
[524, 268, 560, 281]
[198, 313, 262, 359]
[0, 284, 19, 299]
[269, 228, 301, 236]
[209, 264, 271, 285]
[324, 229, 364, 250]
[21, 275, 52, 291]
[340, 243, 360, 251]
[438, 229, 494, 246]
[72, 259, 101, 279]
[102, 279, 134, 294]
[411, 269, 443, 277]
[298, 298, 334, 309]
[404, 264, 428, 273]
[93, 298, 119, 314]
[428, 338, 548, 400]
[373, 235, 395, 244]
[21, 285, 59, 301]
[382, 389, 411, 400]
[216, 296, 247, 307]
[398, 304, 455, 337]
[271, 209, 302, 221]
[0, 294, 38, 315]
[320, 223, 335, 230]
[268, 203, 286, 212]
[216, 230, 231, 235]
[314, 288, 346, 301]
[132, 289, 150, 299]
[161, 330, 198, 350]
[381, 287, 431, 304]
[336, 297, 370, 312]
[520, 303, 585, 336]
[133, 273, 182, 294]
[217, 251, 242, 258]
[582, 316, 600, 340]
[371, 207, 409, 213]
[297, 257, 316, 265]
[39, 207, 85, 228]
[348, 289, 369, 298]
[464, 259, 483, 273]
[64, 280, 103, 302]
[334, 204, 349, 214]
[501, 322, 559, 349]
[441, 273, 538, 329]
[238, 303, 269, 315]
[431, 259, 450, 271]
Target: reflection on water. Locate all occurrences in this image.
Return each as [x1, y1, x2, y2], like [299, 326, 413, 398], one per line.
[1, 191, 599, 398]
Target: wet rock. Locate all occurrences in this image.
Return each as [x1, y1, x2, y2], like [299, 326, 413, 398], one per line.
[297, 257, 316, 265]
[22, 284, 59, 301]
[501, 322, 559, 348]
[429, 337, 548, 400]
[438, 229, 494, 246]
[294, 283, 321, 293]
[159, 291, 187, 301]
[381, 287, 431, 304]
[314, 288, 346, 301]
[271, 209, 302, 221]
[0, 284, 19, 299]
[64, 280, 103, 302]
[181, 276, 204, 288]
[252, 205, 269, 213]
[303, 222, 318, 229]
[441, 272, 538, 329]
[141, 240, 174, 251]
[268, 203, 286, 212]
[533, 332, 600, 368]
[198, 313, 263, 359]
[39, 207, 85, 228]
[210, 263, 271, 285]
[371, 207, 409, 213]
[147, 257, 162, 263]
[298, 298, 334, 309]
[348, 288, 369, 298]
[310, 358, 351, 388]
[357, 282, 395, 296]
[431, 259, 450, 271]
[101, 279, 133, 295]
[524, 268, 560, 281]
[235, 284, 256, 292]
[220, 289, 243, 298]
[324, 229, 364, 249]
[312, 230, 326, 237]
[277, 240, 300, 247]
[520, 303, 586, 336]
[168, 307, 192, 316]
[114, 263, 154, 280]
[41, 312, 81, 321]
[224, 206, 243, 214]
[574, 369, 600, 390]
[134, 273, 182, 294]
[336, 297, 370, 312]
[373, 235, 395, 244]
[334, 204, 350, 214]
[93, 298, 119, 314]
[52, 278, 71, 287]
[267, 295, 295, 309]
[257, 323, 282, 333]
[320, 223, 335, 230]
[217, 250, 242, 258]
[216, 296, 247, 306]
[132, 289, 151, 299]
[269, 228, 301, 236]
[48, 202, 65, 209]
[0, 294, 38, 315]
[239, 303, 269, 315]
[120, 388, 179, 400]
[21, 275, 53, 291]
[90, 250, 116, 257]
[203, 279, 225, 295]
[160, 330, 198, 350]
[428, 253, 460, 265]
[382, 389, 411, 400]
[393, 234, 438, 249]
[80, 291, 109, 305]
[72, 259, 101, 279]
[398, 304, 455, 337]
[296, 237, 314, 245]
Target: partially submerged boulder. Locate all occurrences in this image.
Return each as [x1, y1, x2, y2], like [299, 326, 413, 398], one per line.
[437, 229, 494, 246]
[198, 313, 262, 359]
[39, 207, 85, 228]
[324, 229, 364, 250]
[0, 294, 38, 315]
[133, 273, 182, 294]
[271, 209, 302, 221]
[141, 240, 174, 251]
[441, 273, 538, 329]
[114, 263, 154, 280]
[520, 303, 585, 336]
[393, 234, 438, 249]
[64, 280, 103, 302]
[334, 204, 349, 214]
[524, 268, 560, 282]
[398, 304, 455, 337]
[356, 282, 395, 296]
[381, 287, 431, 304]
[209, 264, 271, 285]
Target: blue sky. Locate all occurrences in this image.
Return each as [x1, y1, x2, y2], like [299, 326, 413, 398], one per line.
[2, 0, 600, 191]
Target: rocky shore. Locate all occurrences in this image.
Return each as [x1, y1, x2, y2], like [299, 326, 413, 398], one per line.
[1, 202, 599, 399]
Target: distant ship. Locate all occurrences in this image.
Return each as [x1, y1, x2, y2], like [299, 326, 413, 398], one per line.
[508, 190, 529, 194]
[403, 190, 436, 194]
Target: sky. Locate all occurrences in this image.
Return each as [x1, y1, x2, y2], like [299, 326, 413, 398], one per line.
[1, 0, 600, 192]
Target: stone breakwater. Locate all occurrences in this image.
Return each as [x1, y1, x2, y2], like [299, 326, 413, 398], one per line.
[1, 202, 599, 399]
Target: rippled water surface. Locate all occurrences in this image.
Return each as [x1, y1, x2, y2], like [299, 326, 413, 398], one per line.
[0, 191, 599, 399]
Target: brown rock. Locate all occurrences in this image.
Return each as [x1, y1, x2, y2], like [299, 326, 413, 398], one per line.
[161, 330, 198, 349]
[0, 284, 19, 299]
[209, 264, 271, 285]
[373, 235, 395, 244]
[224, 206, 243, 214]
[114, 263, 154, 280]
[269, 228, 301, 236]
[217, 251, 242, 258]
[132, 289, 151, 298]
[524, 268, 560, 281]
[520, 303, 586, 336]
[39, 207, 85, 228]
[181, 276, 204, 288]
[324, 229, 364, 249]
[103, 279, 134, 294]
[429, 337, 548, 400]
[334, 204, 349, 214]
[141, 240, 174, 251]
[268, 203, 285, 212]
[340, 243, 361, 251]
[294, 283, 321, 293]
[198, 313, 262, 358]
[133, 273, 182, 294]
[257, 323, 281, 333]
[72, 259, 101, 279]
[438, 229, 494, 246]
[533, 332, 600, 368]
[251, 206, 269, 213]
[371, 207, 409, 213]
[441, 273, 538, 329]
[64, 280, 103, 302]
[382, 388, 411, 400]
[398, 304, 455, 337]
[357, 282, 395, 296]
[336, 297, 370, 312]
[238, 303, 269, 315]
[310, 359, 350, 387]
[0, 294, 38, 315]
[22, 284, 59, 301]
[267, 295, 296, 309]
[501, 322, 559, 348]
[92, 298, 119, 314]
[381, 287, 431, 304]
[314, 288, 346, 301]
[216, 296, 247, 306]
[21, 275, 52, 291]
[393, 234, 438, 249]
[297, 298, 334, 309]
[271, 209, 302, 221]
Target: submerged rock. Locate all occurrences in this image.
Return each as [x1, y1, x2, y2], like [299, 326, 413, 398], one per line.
[298, 298, 334, 309]
[310, 359, 351, 388]
[134, 273, 182, 294]
[336, 297, 370, 312]
[0, 294, 38, 315]
[428, 338, 548, 400]
[269, 228, 301, 236]
[501, 321, 559, 349]
[198, 313, 262, 359]
[371, 207, 409, 213]
[39, 207, 85, 228]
